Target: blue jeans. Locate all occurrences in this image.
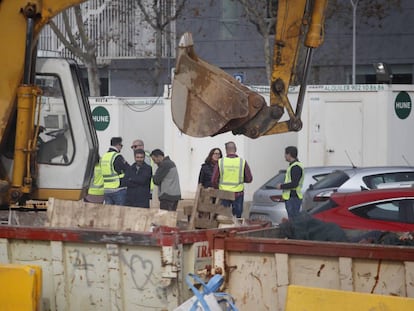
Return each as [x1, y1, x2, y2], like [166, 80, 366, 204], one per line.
[285, 197, 302, 220]
[104, 188, 126, 205]
[221, 195, 244, 218]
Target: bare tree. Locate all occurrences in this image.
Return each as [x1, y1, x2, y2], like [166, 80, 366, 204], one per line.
[327, 0, 402, 28]
[134, 0, 188, 94]
[235, 0, 401, 84]
[49, 5, 101, 96]
[233, 0, 276, 83]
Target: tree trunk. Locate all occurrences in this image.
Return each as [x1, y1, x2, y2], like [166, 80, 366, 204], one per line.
[263, 33, 272, 84]
[82, 38, 101, 97]
[153, 28, 163, 94]
[86, 59, 101, 97]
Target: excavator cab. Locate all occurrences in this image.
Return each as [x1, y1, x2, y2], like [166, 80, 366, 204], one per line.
[0, 1, 98, 205]
[171, 0, 329, 139]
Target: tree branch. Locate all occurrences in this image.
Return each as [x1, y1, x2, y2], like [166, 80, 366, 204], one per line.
[49, 20, 84, 57]
[136, 0, 158, 29]
[74, 5, 92, 52]
[136, 0, 187, 30]
[62, 9, 78, 47]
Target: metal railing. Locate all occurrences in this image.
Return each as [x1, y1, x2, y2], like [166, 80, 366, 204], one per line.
[38, 0, 176, 64]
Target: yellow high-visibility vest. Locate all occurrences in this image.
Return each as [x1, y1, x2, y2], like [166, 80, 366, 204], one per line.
[101, 151, 124, 189]
[145, 151, 155, 192]
[88, 162, 104, 195]
[282, 161, 304, 200]
[218, 157, 245, 192]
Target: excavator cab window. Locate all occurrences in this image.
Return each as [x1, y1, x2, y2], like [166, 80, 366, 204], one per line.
[35, 75, 74, 165]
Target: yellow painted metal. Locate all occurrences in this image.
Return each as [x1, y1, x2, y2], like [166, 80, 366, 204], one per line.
[32, 188, 85, 201]
[262, 0, 329, 137]
[0, 264, 42, 311]
[285, 285, 414, 311]
[271, 0, 307, 101]
[11, 85, 41, 196]
[305, 0, 329, 48]
[0, 0, 87, 203]
[0, 0, 87, 143]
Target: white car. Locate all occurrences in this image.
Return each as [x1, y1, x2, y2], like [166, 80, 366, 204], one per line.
[302, 166, 414, 212]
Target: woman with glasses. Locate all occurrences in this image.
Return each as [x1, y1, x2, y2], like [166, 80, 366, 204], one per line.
[198, 148, 223, 188]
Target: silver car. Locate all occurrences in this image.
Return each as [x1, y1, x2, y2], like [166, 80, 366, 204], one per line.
[248, 166, 351, 225]
[303, 166, 414, 212]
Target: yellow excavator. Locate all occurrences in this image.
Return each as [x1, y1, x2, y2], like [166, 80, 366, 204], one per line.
[0, 0, 328, 207]
[0, 0, 99, 207]
[171, 0, 329, 138]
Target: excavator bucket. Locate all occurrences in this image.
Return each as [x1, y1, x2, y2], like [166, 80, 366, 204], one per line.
[171, 33, 268, 137]
[171, 1, 329, 138]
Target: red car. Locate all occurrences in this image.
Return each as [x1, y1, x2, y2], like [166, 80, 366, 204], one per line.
[309, 188, 414, 232]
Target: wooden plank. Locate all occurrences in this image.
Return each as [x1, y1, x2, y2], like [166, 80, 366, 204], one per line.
[199, 188, 235, 201]
[186, 187, 236, 229]
[183, 205, 193, 216]
[46, 198, 177, 231]
[193, 211, 213, 229]
[195, 218, 219, 229]
[216, 189, 235, 200]
[187, 184, 202, 230]
[197, 187, 217, 198]
[197, 204, 232, 216]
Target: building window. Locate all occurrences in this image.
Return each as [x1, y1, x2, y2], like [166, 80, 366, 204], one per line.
[82, 78, 109, 96]
[363, 74, 412, 84]
[220, 0, 242, 40]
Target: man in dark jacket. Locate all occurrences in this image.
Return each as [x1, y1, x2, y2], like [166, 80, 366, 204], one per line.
[125, 149, 152, 208]
[150, 149, 181, 211]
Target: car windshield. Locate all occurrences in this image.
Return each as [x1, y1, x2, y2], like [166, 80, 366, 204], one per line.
[363, 172, 414, 189]
[312, 174, 331, 182]
[310, 170, 350, 190]
[263, 171, 286, 189]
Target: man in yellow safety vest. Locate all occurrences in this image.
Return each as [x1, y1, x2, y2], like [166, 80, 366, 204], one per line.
[101, 137, 129, 205]
[276, 146, 304, 220]
[212, 141, 252, 218]
[84, 158, 104, 203]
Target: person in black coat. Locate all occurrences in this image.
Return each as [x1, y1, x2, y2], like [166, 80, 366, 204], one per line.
[198, 148, 222, 188]
[125, 149, 152, 208]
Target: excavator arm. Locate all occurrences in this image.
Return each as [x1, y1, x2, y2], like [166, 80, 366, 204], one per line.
[171, 0, 329, 139]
